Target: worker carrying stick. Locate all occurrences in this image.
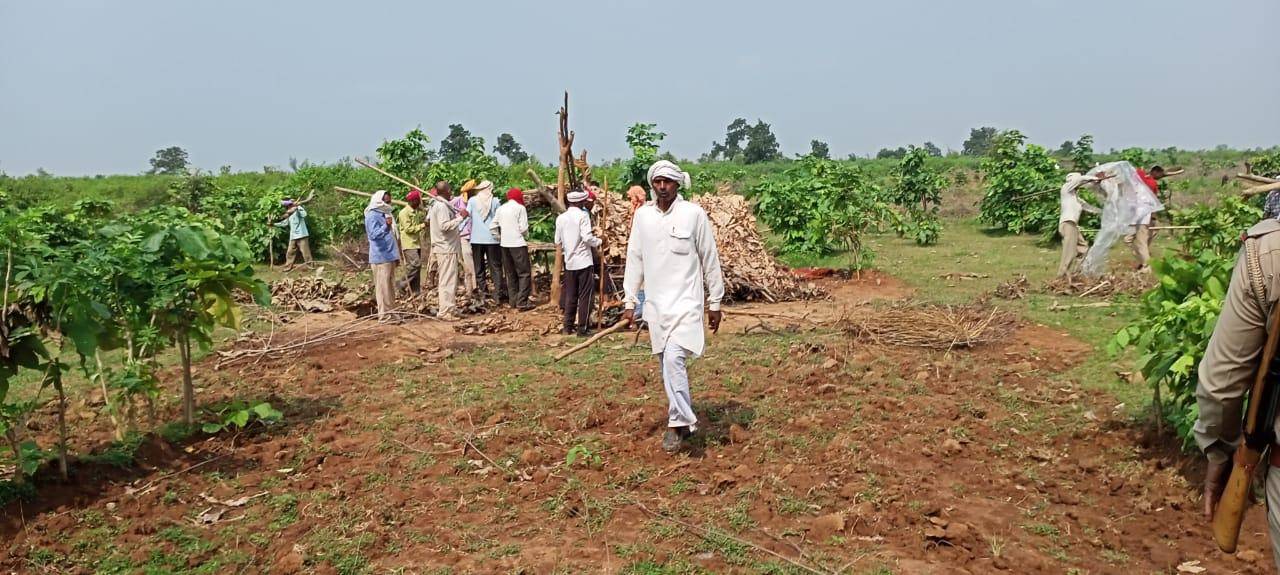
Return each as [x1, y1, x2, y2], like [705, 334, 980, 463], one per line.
[272, 197, 313, 271]
[1056, 173, 1103, 278]
[622, 160, 725, 454]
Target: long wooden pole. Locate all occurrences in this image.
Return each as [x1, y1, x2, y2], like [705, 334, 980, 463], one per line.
[1239, 173, 1279, 185]
[552, 92, 571, 307]
[1243, 181, 1280, 198]
[334, 186, 408, 207]
[353, 158, 455, 214]
[597, 176, 609, 329]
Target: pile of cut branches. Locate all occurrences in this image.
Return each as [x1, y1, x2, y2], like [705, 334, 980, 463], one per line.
[846, 303, 1016, 350]
[1043, 272, 1154, 298]
[993, 274, 1029, 300]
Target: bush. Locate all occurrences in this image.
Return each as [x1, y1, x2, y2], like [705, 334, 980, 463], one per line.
[751, 156, 889, 265]
[977, 130, 1062, 234]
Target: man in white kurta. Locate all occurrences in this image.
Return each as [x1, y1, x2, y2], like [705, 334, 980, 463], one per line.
[623, 160, 725, 453]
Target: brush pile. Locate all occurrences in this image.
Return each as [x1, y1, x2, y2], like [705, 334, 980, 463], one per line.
[1042, 272, 1154, 298]
[846, 303, 1016, 350]
[270, 276, 372, 314]
[594, 191, 824, 302]
[994, 274, 1029, 300]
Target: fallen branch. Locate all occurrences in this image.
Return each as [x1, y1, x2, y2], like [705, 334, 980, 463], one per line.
[554, 321, 628, 361]
[1238, 173, 1278, 185]
[1077, 280, 1111, 298]
[1242, 181, 1280, 198]
[635, 502, 831, 575]
[129, 455, 229, 496]
[526, 169, 566, 213]
[1048, 301, 1113, 312]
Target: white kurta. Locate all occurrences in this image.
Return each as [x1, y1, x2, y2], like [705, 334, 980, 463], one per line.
[554, 208, 601, 271]
[623, 197, 725, 356]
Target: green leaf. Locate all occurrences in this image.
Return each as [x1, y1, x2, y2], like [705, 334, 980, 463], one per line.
[172, 227, 210, 259]
[229, 410, 250, 428]
[252, 402, 283, 422]
[143, 230, 168, 252]
[202, 422, 224, 434]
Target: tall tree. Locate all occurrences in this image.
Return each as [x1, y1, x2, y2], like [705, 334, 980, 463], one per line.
[743, 120, 781, 164]
[809, 140, 831, 159]
[1070, 134, 1095, 171]
[922, 142, 943, 157]
[876, 147, 908, 159]
[439, 124, 476, 163]
[1056, 140, 1075, 156]
[724, 118, 751, 159]
[148, 146, 189, 175]
[494, 133, 530, 164]
[961, 127, 1000, 157]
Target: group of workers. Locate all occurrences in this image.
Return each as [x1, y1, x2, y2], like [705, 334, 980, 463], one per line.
[360, 181, 534, 321]
[1056, 164, 1168, 277]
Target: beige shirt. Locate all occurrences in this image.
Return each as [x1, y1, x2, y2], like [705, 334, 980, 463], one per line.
[427, 199, 463, 254]
[1195, 219, 1280, 462]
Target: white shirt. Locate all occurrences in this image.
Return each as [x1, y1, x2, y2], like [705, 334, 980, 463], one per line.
[1059, 174, 1101, 224]
[623, 196, 725, 357]
[490, 201, 528, 248]
[555, 207, 601, 271]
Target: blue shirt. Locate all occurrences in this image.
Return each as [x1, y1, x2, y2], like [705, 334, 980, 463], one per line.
[365, 210, 400, 264]
[466, 196, 503, 245]
[273, 206, 310, 240]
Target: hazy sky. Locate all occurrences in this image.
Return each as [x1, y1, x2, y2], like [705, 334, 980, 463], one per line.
[2, 0, 1277, 176]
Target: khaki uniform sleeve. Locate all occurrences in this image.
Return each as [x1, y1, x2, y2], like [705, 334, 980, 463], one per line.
[1195, 246, 1268, 463]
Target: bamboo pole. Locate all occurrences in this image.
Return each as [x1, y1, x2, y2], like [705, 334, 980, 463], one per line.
[1243, 181, 1280, 198]
[1239, 173, 1279, 185]
[334, 186, 408, 207]
[597, 175, 609, 330]
[353, 158, 455, 214]
[551, 91, 571, 307]
[554, 321, 628, 361]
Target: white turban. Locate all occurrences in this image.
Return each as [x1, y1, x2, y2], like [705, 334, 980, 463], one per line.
[567, 190, 588, 203]
[647, 160, 691, 189]
[365, 189, 394, 214]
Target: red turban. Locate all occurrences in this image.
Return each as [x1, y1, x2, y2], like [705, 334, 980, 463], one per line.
[507, 187, 524, 205]
[406, 190, 422, 203]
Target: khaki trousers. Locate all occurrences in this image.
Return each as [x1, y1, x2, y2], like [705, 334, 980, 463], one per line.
[371, 262, 396, 320]
[1056, 221, 1088, 277]
[1124, 224, 1151, 268]
[460, 238, 477, 294]
[434, 252, 459, 318]
[284, 237, 312, 268]
[397, 248, 422, 294]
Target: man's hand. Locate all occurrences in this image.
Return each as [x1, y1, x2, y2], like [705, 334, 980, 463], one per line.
[459, 207, 469, 219]
[622, 308, 635, 329]
[1204, 456, 1231, 519]
[707, 310, 722, 333]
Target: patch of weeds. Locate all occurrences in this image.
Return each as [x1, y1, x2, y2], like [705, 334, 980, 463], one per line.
[268, 493, 299, 531]
[695, 531, 751, 565]
[727, 497, 756, 531]
[668, 477, 695, 496]
[644, 519, 682, 540]
[0, 480, 36, 506]
[987, 535, 1006, 558]
[1101, 547, 1128, 565]
[776, 494, 817, 516]
[1024, 522, 1060, 539]
[82, 432, 146, 468]
[621, 560, 706, 575]
[159, 421, 199, 444]
[26, 547, 62, 567]
[857, 473, 883, 504]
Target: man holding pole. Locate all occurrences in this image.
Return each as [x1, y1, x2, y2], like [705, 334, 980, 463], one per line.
[1126, 165, 1168, 272]
[1056, 173, 1101, 278]
[273, 199, 313, 271]
[622, 160, 724, 454]
[428, 183, 468, 320]
[1196, 216, 1280, 567]
[556, 189, 601, 336]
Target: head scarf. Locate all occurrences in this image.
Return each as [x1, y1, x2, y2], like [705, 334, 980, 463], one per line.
[647, 160, 691, 189]
[506, 187, 525, 205]
[567, 190, 588, 203]
[473, 180, 496, 220]
[365, 189, 394, 214]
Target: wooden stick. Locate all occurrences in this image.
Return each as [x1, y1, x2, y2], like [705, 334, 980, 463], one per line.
[1048, 301, 1113, 311]
[526, 169, 566, 213]
[598, 175, 609, 330]
[353, 158, 455, 214]
[1238, 173, 1278, 185]
[554, 321, 628, 361]
[552, 92, 571, 307]
[1162, 169, 1186, 177]
[1243, 181, 1280, 198]
[334, 186, 409, 207]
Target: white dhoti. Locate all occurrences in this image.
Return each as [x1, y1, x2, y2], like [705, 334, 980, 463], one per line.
[659, 340, 697, 430]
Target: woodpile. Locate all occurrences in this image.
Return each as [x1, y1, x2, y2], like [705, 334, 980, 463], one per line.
[993, 274, 1029, 300]
[593, 191, 824, 303]
[269, 276, 371, 314]
[846, 303, 1016, 350]
[453, 316, 526, 335]
[1043, 272, 1154, 298]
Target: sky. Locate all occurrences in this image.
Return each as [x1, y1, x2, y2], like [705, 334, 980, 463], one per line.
[1, 0, 1278, 176]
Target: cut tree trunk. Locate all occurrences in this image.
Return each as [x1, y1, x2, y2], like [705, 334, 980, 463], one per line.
[95, 350, 124, 441]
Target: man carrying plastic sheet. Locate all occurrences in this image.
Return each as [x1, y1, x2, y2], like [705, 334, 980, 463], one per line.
[1056, 173, 1102, 278]
[622, 160, 725, 453]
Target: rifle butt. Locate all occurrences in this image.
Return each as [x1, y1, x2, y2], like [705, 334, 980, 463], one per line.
[1212, 447, 1262, 553]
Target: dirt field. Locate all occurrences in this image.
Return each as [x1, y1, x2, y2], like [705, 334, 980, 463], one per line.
[0, 263, 1271, 575]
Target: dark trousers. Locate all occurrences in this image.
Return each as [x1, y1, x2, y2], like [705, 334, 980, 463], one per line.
[562, 267, 594, 332]
[472, 243, 504, 299]
[501, 246, 531, 307]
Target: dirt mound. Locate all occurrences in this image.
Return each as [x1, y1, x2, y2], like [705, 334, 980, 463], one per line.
[596, 191, 824, 302]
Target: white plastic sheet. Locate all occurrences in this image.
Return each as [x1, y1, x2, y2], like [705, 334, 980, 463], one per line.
[1079, 161, 1164, 276]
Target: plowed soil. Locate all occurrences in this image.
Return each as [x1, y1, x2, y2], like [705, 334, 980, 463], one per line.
[1, 272, 1270, 574]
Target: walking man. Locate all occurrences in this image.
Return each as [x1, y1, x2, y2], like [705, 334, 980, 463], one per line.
[1196, 215, 1280, 568]
[428, 183, 468, 320]
[556, 189, 602, 335]
[622, 160, 724, 453]
[467, 180, 505, 301]
[396, 190, 427, 294]
[491, 188, 532, 310]
[273, 199, 313, 271]
[1056, 173, 1101, 278]
[363, 190, 400, 322]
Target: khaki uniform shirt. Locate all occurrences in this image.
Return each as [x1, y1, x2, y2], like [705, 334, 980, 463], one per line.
[1195, 219, 1280, 463]
[427, 199, 463, 254]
